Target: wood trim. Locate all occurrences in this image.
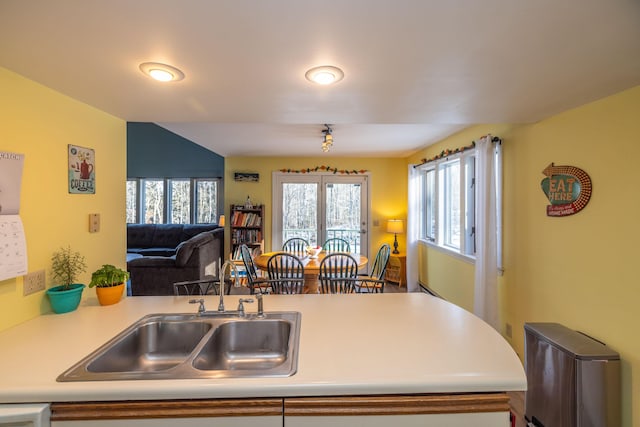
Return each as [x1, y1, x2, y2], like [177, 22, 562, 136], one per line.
[284, 393, 510, 416]
[50, 398, 283, 421]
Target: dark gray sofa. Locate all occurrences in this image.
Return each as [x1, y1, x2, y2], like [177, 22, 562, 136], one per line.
[126, 224, 224, 296]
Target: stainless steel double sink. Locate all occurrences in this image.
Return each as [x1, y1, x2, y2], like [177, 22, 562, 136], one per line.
[57, 311, 301, 382]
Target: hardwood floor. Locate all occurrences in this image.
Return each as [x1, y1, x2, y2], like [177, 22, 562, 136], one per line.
[382, 282, 406, 293]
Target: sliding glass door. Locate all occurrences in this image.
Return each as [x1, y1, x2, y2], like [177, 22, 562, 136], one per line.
[272, 173, 369, 257]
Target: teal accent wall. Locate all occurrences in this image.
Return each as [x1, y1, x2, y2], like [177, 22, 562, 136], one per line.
[127, 122, 224, 178]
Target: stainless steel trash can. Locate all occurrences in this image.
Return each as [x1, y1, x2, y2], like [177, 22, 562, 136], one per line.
[524, 322, 620, 427]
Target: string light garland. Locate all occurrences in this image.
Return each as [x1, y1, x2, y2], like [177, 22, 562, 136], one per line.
[279, 165, 368, 175]
[413, 136, 501, 167]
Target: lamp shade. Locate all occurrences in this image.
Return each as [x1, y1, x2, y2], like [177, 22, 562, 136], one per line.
[386, 219, 404, 234]
[218, 214, 225, 227]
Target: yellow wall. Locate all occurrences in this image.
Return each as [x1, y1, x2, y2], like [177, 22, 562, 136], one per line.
[224, 157, 407, 258]
[0, 67, 127, 331]
[409, 86, 640, 426]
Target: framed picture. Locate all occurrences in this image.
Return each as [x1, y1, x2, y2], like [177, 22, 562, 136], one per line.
[234, 172, 259, 182]
[68, 145, 95, 194]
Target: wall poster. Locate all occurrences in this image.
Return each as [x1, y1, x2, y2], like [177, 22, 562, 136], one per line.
[68, 144, 95, 194]
[540, 162, 592, 217]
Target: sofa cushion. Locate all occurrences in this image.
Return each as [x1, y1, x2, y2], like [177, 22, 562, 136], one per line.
[127, 223, 221, 252]
[180, 224, 221, 241]
[127, 224, 157, 248]
[127, 255, 178, 268]
[175, 232, 214, 267]
[130, 247, 177, 257]
[150, 224, 185, 248]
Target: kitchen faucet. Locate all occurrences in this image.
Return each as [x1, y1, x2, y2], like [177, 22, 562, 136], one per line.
[218, 259, 239, 312]
[255, 291, 265, 317]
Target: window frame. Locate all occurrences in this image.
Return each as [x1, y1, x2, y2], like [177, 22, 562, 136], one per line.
[126, 177, 222, 224]
[418, 150, 477, 261]
[417, 144, 502, 268]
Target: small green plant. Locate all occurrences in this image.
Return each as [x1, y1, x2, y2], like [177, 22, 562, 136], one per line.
[89, 264, 129, 288]
[51, 246, 87, 290]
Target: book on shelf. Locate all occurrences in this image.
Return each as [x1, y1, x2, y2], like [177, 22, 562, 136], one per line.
[231, 229, 263, 245]
[232, 245, 262, 260]
[231, 211, 262, 227]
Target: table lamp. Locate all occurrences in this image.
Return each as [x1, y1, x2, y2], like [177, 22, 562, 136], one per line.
[387, 219, 404, 254]
[218, 214, 225, 227]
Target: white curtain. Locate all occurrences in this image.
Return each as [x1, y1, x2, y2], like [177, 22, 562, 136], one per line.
[473, 135, 500, 330]
[406, 164, 421, 292]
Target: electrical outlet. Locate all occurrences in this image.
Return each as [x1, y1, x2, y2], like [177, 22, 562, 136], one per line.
[505, 323, 513, 339]
[23, 270, 46, 296]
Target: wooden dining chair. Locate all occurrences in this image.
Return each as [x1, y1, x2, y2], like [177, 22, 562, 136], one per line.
[239, 244, 271, 294]
[266, 252, 305, 294]
[321, 237, 351, 253]
[173, 277, 223, 295]
[318, 252, 359, 294]
[282, 237, 310, 257]
[351, 243, 391, 293]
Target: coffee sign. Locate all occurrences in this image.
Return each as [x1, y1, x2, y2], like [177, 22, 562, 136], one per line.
[540, 163, 592, 217]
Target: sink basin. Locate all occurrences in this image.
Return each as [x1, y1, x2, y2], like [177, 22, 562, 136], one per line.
[193, 319, 291, 371]
[87, 318, 212, 373]
[57, 311, 301, 382]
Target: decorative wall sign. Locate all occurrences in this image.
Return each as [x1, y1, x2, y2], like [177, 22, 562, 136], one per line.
[234, 172, 259, 182]
[540, 163, 592, 217]
[68, 145, 95, 194]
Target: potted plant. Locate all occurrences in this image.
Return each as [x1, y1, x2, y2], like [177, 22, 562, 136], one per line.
[89, 264, 129, 306]
[46, 246, 87, 314]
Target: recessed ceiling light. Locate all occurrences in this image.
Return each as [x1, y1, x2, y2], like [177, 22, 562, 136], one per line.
[139, 62, 185, 82]
[305, 65, 344, 85]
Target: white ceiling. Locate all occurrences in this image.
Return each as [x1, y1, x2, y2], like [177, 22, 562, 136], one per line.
[1, 0, 639, 157]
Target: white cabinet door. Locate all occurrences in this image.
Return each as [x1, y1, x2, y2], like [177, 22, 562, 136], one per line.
[53, 416, 281, 427]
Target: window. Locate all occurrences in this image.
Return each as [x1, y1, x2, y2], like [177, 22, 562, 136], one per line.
[169, 179, 191, 224]
[125, 180, 138, 224]
[143, 179, 164, 224]
[419, 151, 481, 258]
[272, 173, 369, 256]
[195, 179, 218, 223]
[126, 178, 221, 224]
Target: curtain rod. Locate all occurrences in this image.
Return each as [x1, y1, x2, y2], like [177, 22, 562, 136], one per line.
[412, 136, 501, 168]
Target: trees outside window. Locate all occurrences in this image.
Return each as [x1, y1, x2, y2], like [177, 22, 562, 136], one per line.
[126, 178, 220, 224]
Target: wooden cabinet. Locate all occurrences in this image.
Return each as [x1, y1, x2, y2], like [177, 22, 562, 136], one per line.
[283, 394, 511, 427]
[50, 394, 510, 427]
[385, 252, 406, 287]
[230, 204, 264, 260]
[51, 399, 282, 427]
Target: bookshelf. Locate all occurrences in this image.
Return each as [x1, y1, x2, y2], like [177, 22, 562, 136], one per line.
[230, 204, 264, 260]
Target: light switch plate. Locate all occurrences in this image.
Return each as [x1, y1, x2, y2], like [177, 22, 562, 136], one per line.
[89, 213, 100, 233]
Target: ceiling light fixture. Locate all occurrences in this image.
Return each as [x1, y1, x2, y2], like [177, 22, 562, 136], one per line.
[139, 62, 185, 82]
[321, 124, 333, 152]
[305, 65, 344, 85]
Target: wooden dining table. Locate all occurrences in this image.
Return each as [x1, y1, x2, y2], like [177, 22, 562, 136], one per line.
[253, 251, 368, 294]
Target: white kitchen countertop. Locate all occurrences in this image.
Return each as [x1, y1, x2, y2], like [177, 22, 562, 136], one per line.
[0, 293, 526, 403]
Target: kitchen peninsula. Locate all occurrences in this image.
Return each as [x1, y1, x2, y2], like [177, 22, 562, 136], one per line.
[0, 293, 526, 426]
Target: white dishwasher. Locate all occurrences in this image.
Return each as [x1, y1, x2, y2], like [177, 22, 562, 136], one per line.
[0, 404, 50, 426]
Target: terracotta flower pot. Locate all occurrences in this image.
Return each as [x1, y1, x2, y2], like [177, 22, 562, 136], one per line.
[96, 283, 125, 306]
